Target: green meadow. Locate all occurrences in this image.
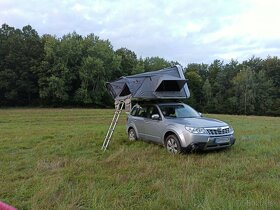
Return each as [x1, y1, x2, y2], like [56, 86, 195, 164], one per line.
[0, 109, 279, 209]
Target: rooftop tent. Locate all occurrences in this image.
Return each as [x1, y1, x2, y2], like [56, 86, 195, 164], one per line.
[106, 65, 190, 100]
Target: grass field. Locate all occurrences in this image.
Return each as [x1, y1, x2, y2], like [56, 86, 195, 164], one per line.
[0, 109, 280, 210]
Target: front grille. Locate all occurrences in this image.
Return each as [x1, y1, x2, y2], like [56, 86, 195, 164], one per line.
[206, 127, 230, 135]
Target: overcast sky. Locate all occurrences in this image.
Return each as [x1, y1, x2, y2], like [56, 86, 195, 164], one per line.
[1, 0, 280, 65]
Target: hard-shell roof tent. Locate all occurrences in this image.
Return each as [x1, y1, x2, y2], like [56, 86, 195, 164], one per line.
[106, 65, 190, 101]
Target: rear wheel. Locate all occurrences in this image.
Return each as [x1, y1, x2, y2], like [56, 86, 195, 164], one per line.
[165, 134, 182, 154]
[128, 128, 137, 141]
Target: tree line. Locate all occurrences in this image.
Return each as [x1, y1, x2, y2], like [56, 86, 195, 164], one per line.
[0, 24, 279, 115]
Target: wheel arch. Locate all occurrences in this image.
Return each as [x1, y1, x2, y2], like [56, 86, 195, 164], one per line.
[164, 131, 180, 143]
[163, 128, 188, 148]
[164, 131, 184, 154]
[127, 125, 139, 139]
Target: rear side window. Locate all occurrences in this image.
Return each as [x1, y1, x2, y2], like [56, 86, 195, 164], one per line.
[130, 106, 138, 116]
[130, 105, 148, 117]
[136, 106, 148, 117]
[131, 105, 158, 118]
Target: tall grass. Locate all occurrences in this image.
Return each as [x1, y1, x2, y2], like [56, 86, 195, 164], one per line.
[0, 109, 279, 209]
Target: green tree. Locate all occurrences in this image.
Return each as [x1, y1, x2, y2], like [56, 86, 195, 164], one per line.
[208, 60, 223, 85]
[75, 57, 105, 104]
[0, 23, 279, 115]
[202, 79, 212, 111]
[77, 34, 121, 106]
[221, 60, 242, 114]
[134, 57, 145, 75]
[185, 63, 209, 80]
[38, 32, 121, 106]
[0, 24, 43, 105]
[116, 48, 138, 77]
[232, 67, 256, 114]
[254, 70, 274, 115]
[143, 57, 172, 72]
[262, 56, 280, 115]
[185, 70, 203, 110]
[242, 56, 263, 73]
[38, 35, 70, 105]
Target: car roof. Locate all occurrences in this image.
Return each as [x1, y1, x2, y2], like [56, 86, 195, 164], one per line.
[157, 102, 185, 106]
[134, 102, 185, 106]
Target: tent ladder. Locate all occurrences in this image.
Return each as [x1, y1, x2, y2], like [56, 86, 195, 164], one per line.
[101, 101, 125, 151]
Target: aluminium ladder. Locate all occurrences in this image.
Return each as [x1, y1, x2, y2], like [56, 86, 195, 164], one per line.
[101, 101, 125, 151]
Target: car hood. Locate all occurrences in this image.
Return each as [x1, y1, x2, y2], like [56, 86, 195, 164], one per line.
[166, 117, 228, 127]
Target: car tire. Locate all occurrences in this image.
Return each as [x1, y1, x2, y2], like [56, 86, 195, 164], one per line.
[165, 134, 183, 154]
[128, 128, 137, 141]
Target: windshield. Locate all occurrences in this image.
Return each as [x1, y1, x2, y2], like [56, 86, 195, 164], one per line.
[159, 104, 200, 118]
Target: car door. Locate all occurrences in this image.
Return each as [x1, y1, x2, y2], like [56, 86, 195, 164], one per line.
[132, 105, 148, 139]
[142, 105, 165, 143]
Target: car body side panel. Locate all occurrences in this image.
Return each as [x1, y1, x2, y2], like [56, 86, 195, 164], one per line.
[127, 122, 140, 139]
[142, 118, 166, 143]
[127, 116, 146, 139]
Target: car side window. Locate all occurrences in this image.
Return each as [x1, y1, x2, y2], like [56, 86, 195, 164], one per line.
[136, 106, 147, 118]
[130, 106, 138, 116]
[147, 106, 160, 119]
[161, 106, 176, 118]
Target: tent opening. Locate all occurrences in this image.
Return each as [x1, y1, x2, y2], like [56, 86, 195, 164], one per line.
[156, 80, 182, 92]
[119, 84, 131, 96]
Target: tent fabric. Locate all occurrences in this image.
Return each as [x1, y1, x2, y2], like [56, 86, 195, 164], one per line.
[106, 65, 190, 100]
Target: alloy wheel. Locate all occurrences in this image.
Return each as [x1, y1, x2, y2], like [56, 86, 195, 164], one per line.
[166, 137, 178, 154]
[128, 129, 136, 141]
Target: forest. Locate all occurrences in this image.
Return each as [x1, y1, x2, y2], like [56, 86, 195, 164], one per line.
[0, 24, 279, 115]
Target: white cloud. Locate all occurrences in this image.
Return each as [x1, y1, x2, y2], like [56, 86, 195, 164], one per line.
[0, 0, 280, 65]
[72, 3, 86, 13]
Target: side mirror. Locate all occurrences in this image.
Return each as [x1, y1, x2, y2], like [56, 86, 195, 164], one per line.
[151, 114, 160, 120]
[198, 112, 202, 117]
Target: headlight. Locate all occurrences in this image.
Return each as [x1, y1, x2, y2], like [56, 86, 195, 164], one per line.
[185, 126, 207, 134]
[229, 126, 234, 133]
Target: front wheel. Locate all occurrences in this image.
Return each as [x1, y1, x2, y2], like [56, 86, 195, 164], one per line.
[165, 135, 183, 154]
[128, 128, 137, 141]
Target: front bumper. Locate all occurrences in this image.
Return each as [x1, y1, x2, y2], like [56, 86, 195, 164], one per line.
[182, 132, 235, 151]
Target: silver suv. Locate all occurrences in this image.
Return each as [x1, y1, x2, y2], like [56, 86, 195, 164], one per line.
[126, 102, 235, 154]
